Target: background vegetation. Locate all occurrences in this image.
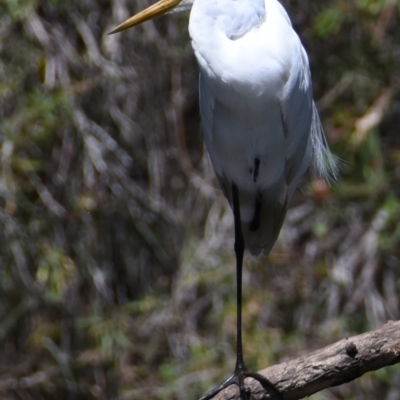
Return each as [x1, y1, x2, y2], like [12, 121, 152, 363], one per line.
[0, 0, 399, 399]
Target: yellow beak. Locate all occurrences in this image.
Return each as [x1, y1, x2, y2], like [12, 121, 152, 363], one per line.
[109, 0, 183, 34]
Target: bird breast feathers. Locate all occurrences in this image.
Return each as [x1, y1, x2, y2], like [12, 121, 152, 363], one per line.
[189, 0, 303, 103]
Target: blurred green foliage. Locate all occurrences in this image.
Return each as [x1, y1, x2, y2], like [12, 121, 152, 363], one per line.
[0, 0, 399, 399]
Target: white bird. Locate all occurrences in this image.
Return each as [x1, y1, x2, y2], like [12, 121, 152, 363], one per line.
[110, 0, 336, 398]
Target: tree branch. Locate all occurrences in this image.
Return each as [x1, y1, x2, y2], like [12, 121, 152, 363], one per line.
[210, 320, 400, 399]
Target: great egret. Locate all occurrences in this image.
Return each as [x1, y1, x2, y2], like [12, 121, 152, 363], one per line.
[110, 0, 336, 398]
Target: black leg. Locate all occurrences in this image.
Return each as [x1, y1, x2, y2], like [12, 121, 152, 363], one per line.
[199, 184, 282, 400]
[232, 183, 246, 375]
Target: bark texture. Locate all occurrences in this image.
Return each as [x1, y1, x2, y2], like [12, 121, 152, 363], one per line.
[210, 320, 400, 399]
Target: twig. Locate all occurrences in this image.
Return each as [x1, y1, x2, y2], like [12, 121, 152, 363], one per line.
[210, 320, 400, 399]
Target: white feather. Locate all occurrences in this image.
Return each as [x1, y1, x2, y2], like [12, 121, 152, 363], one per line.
[189, 0, 335, 255]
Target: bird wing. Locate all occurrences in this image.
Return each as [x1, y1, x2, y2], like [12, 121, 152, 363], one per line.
[195, 0, 329, 256]
[280, 46, 313, 198]
[198, 46, 314, 256]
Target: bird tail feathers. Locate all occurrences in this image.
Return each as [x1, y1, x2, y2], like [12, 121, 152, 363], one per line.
[310, 102, 340, 183]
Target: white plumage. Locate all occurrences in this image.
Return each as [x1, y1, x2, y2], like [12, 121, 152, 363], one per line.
[189, 0, 334, 255]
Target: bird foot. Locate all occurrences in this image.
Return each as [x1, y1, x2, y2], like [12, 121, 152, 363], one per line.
[199, 369, 282, 400]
